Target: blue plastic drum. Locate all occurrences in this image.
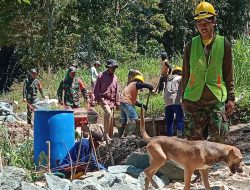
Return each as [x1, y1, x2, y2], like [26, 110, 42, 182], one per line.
[48, 113, 75, 167]
[34, 110, 75, 167]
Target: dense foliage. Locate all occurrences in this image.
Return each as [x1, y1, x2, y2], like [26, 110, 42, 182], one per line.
[0, 0, 248, 69]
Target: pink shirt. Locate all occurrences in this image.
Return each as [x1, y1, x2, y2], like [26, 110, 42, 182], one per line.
[94, 70, 120, 108]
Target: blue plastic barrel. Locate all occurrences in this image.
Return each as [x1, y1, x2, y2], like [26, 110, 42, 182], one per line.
[48, 113, 75, 167]
[34, 110, 74, 167]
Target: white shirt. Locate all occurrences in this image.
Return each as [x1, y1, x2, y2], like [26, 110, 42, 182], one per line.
[91, 66, 98, 83]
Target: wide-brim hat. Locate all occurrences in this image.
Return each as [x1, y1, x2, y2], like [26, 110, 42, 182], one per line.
[95, 61, 101, 65]
[30, 68, 37, 73]
[68, 66, 77, 73]
[106, 59, 118, 68]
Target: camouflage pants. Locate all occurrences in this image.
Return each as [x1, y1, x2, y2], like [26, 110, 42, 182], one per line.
[27, 98, 38, 125]
[184, 102, 229, 143]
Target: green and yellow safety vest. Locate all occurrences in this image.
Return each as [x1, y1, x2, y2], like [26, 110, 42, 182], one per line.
[183, 35, 227, 102]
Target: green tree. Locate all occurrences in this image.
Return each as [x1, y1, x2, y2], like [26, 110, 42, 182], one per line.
[160, 0, 249, 55]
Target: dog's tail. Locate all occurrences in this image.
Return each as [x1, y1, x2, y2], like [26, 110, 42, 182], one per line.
[140, 107, 151, 142]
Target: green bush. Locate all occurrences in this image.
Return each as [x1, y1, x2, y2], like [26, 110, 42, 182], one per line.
[0, 125, 34, 170]
[233, 36, 250, 94]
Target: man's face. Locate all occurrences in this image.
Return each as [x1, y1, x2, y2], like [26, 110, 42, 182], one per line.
[31, 72, 37, 79]
[95, 64, 101, 68]
[108, 67, 117, 74]
[196, 18, 215, 37]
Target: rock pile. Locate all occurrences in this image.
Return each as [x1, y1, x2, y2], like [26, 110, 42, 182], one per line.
[1, 122, 33, 145]
[98, 135, 147, 166]
[0, 165, 165, 190]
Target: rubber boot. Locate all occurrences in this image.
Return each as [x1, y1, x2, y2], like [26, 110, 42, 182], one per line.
[177, 130, 183, 138]
[118, 124, 126, 138]
[127, 122, 137, 136]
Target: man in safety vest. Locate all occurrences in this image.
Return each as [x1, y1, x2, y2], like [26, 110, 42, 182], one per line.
[182, 2, 235, 143]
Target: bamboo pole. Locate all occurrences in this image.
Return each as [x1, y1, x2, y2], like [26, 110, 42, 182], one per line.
[89, 125, 100, 170]
[0, 150, 3, 173]
[73, 131, 83, 177]
[46, 141, 51, 173]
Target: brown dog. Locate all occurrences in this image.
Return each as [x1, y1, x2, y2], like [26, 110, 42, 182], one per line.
[140, 108, 244, 190]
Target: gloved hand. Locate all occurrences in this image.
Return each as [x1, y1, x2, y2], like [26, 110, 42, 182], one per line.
[149, 86, 154, 92]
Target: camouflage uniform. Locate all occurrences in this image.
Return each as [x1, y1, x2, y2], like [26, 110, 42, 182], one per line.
[182, 37, 234, 144]
[184, 102, 229, 143]
[57, 69, 87, 108]
[23, 71, 45, 124]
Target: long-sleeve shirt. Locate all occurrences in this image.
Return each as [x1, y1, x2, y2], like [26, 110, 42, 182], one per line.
[164, 74, 182, 106]
[91, 66, 98, 83]
[93, 70, 120, 108]
[182, 35, 235, 107]
[23, 77, 44, 100]
[57, 77, 87, 107]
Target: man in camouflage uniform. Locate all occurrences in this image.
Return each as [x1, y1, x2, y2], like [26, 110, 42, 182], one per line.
[182, 2, 235, 143]
[57, 66, 88, 108]
[23, 69, 45, 124]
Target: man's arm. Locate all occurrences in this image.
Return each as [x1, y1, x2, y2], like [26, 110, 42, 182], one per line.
[37, 80, 45, 98]
[57, 81, 64, 104]
[93, 74, 101, 101]
[182, 42, 191, 97]
[23, 79, 27, 100]
[223, 39, 235, 102]
[223, 39, 235, 115]
[115, 77, 120, 107]
[135, 82, 153, 91]
[78, 78, 88, 101]
[91, 67, 98, 82]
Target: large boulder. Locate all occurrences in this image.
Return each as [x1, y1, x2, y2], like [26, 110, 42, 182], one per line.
[44, 173, 71, 190]
[126, 152, 149, 169]
[108, 165, 143, 178]
[21, 181, 45, 190]
[158, 161, 184, 181]
[71, 179, 104, 190]
[126, 152, 184, 181]
[137, 172, 165, 190]
[0, 166, 27, 190]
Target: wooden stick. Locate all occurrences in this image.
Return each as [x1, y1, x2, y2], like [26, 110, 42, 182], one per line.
[83, 155, 92, 175]
[73, 131, 83, 177]
[0, 150, 3, 173]
[109, 108, 115, 138]
[145, 91, 151, 116]
[100, 126, 114, 166]
[46, 141, 51, 173]
[89, 125, 100, 170]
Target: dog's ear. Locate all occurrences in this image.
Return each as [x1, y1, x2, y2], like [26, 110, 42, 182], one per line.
[229, 147, 243, 159]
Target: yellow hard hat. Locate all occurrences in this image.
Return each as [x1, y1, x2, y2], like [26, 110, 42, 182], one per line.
[133, 75, 144, 83]
[173, 66, 182, 72]
[194, 2, 217, 20]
